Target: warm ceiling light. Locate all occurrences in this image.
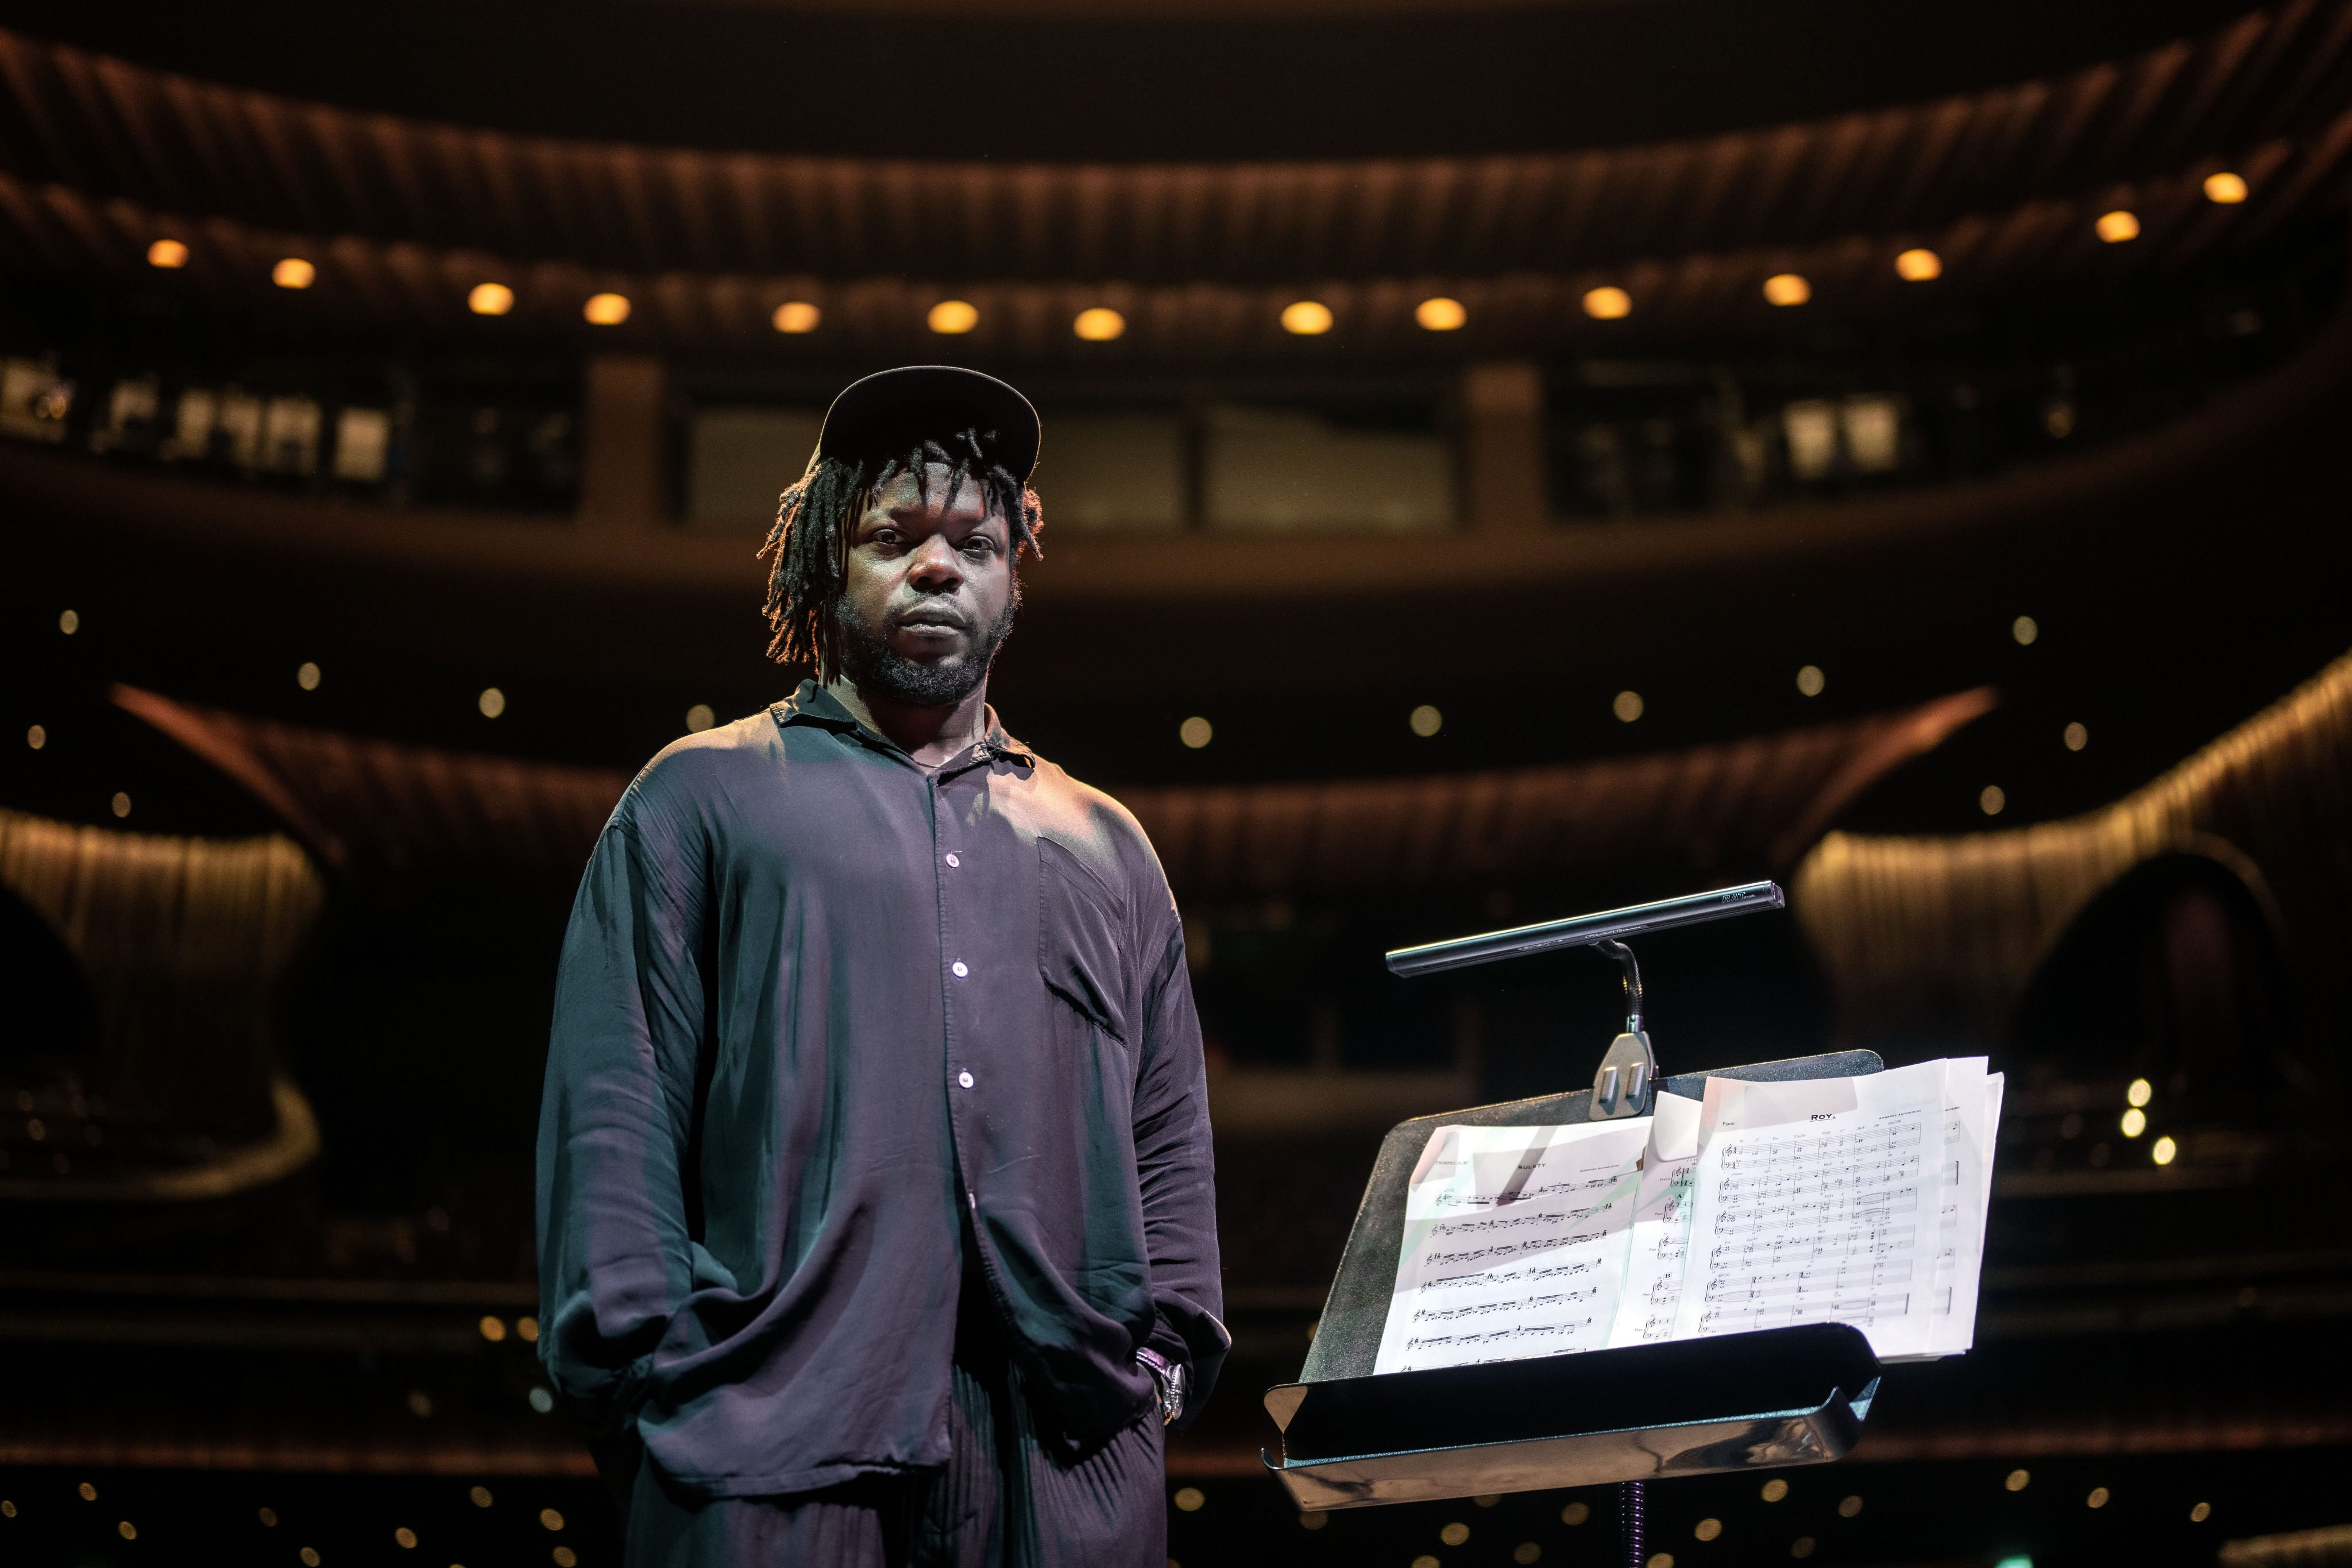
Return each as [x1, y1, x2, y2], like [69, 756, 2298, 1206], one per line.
[1763, 273, 1810, 306]
[2204, 171, 2247, 204]
[1073, 307, 1126, 341]
[469, 283, 514, 316]
[773, 300, 820, 334]
[2096, 209, 2140, 243]
[1281, 300, 1334, 335]
[928, 299, 979, 334]
[583, 292, 631, 325]
[1582, 286, 1632, 320]
[272, 257, 315, 289]
[1415, 296, 1467, 331]
[146, 238, 188, 269]
[1895, 248, 1942, 281]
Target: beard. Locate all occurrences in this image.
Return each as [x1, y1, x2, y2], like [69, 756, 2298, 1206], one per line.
[832, 588, 1019, 708]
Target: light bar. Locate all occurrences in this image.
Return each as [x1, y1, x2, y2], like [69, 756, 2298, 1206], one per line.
[1384, 881, 1785, 978]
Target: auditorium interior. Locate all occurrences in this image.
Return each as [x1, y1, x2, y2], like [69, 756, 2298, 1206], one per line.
[6, 0, 2352, 1563]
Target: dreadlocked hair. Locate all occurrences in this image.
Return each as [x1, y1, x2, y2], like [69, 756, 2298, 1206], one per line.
[758, 427, 1045, 683]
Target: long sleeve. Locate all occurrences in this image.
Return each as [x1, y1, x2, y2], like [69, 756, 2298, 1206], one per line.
[536, 781, 711, 1431]
[1129, 914, 1228, 1428]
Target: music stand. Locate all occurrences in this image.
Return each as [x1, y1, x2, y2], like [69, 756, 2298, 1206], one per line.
[1261, 884, 1887, 1563]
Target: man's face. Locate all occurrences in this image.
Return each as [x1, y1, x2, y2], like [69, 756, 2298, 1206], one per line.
[832, 463, 1018, 707]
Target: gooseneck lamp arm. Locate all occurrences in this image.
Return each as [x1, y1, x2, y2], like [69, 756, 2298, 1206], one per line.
[1597, 938, 1644, 1037]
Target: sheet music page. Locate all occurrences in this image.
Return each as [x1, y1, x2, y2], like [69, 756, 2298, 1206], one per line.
[1982, 1074, 2005, 1208]
[1670, 1060, 1955, 1359]
[1928, 1059, 1990, 1356]
[1373, 1119, 1650, 1373]
[1606, 1091, 1704, 1347]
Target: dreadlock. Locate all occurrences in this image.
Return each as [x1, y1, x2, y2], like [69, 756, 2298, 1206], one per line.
[758, 426, 1044, 683]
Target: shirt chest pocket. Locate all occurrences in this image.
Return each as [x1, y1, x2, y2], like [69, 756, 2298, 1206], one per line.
[1037, 837, 1131, 1049]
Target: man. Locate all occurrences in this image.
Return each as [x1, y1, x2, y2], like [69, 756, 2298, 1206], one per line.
[536, 366, 1225, 1567]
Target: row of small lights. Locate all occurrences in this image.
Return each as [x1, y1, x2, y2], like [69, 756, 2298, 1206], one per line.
[1241, 1466, 2213, 1567]
[132, 172, 2250, 342]
[1172, 615, 2083, 764]
[10, 1473, 2212, 1566]
[38, 609, 2090, 820]
[3, 1480, 583, 1567]
[36, 603, 2102, 847]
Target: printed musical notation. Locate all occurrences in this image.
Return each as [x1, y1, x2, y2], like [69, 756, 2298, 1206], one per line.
[1377, 1059, 2002, 1375]
[1373, 1119, 1648, 1374]
[1669, 1059, 1991, 1360]
[1604, 1089, 1702, 1347]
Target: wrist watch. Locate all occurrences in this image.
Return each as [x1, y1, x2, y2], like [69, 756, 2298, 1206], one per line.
[1134, 1346, 1185, 1426]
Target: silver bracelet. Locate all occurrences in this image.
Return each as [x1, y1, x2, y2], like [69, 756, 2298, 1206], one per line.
[1134, 1346, 1185, 1426]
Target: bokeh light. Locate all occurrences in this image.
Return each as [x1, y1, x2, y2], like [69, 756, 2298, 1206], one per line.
[1896, 248, 1942, 280]
[1281, 300, 1334, 335]
[1415, 296, 1467, 331]
[928, 299, 979, 334]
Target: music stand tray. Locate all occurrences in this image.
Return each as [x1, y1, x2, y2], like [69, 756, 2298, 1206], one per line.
[1262, 1051, 1887, 1511]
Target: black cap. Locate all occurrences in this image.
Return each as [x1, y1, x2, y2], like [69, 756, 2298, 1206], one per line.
[814, 365, 1040, 482]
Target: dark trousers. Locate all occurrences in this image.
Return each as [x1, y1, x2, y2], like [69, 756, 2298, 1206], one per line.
[619, 1280, 1165, 1567]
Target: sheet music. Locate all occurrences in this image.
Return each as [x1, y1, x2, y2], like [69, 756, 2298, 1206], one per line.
[1926, 1060, 1990, 1355]
[1671, 1059, 1965, 1359]
[1606, 1091, 1704, 1347]
[1374, 1059, 2002, 1374]
[1980, 1073, 2005, 1209]
[1372, 1119, 1648, 1373]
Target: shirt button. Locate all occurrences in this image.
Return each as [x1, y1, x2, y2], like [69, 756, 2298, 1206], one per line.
[945, 853, 960, 867]
[952, 961, 968, 977]
[958, 1071, 975, 1089]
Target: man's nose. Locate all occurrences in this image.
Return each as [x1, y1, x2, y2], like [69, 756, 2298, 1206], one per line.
[906, 534, 966, 590]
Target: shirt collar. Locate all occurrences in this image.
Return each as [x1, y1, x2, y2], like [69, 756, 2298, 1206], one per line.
[773, 681, 1035, 771]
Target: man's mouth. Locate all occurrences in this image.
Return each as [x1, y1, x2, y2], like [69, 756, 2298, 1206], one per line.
[893, 609, 970, 635]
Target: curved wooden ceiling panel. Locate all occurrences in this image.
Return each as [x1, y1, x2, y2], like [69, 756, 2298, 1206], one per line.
[0, 5, 2344, 284]
[0, 126, 2330, 363]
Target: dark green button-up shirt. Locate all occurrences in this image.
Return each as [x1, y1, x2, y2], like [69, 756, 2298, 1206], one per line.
[536, 683, 1225, 1497]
